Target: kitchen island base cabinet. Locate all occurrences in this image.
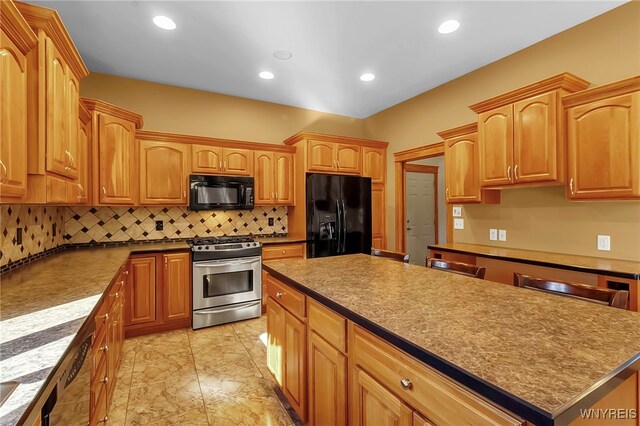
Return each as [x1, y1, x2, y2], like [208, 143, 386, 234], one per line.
[352, 367, 413, 426]
[125, 251, 191, 338]
[308, 331, 347, 426]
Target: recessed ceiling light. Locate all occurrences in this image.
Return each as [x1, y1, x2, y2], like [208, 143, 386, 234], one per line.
[360, 73, 375, 82]
[438, 19, 460, 34]
[153, 16, 176, 30]
[259, 71, 275, 80]
[273, 50, 293, 60]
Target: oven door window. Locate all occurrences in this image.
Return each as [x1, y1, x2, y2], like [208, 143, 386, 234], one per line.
[203, 271, 254, 298]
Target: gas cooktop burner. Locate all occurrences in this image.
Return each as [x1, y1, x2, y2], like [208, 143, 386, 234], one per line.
[190, 236, 255, 246]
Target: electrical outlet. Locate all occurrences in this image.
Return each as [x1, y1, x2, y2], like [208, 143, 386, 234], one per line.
[155, 220, 164, 231]
[452, 206, 462, 218]
[498, 229, 507, 241]
[453, 218, 464, 230]
[16, 227, 23, 245]
[597, 235, 611, 251]
[268, 217, 274, 226]
[489, 229, 498, 241]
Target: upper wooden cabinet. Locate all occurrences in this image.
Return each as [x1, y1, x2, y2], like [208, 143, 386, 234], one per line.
[191, 145, 252, 176]
[563, 76, 640, 200]
[84, 98, 143, 205]
[307, 139, 361, 174]
[254, 150, 294, 206]
[139, 139, 189, 205]
[470, 73, 590, 188]
[438, 123, 499, 204]
[362, 146, 385, 184]
[73, 100, 91, 204]
[0, 1, 37, 202]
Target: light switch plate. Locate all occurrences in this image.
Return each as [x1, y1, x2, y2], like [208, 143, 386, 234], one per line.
[498, 229, 507, 241]
[452, 206, 462, 218]
[597, 235, 611, 251]
[454, 218, 464, 230]
[489, 229, 498, 241]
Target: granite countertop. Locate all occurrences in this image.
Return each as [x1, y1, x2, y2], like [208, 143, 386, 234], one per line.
[429, 242, 640, 279]
[0, 242, 189, 425]
[254, 234, 307, 245]
[263, 254, 640, 425]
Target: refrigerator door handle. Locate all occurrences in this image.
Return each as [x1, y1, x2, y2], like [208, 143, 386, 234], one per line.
[341, 198, 347, 253]
[336, 199, 342, 254]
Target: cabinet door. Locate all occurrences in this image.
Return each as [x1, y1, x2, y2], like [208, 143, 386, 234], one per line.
[513, 92, 558, 183]
[284, 310, 307, 420]
[308, 331, 347, 426]
[98, 114, 137, 205]
[275, 152, 294, 205]
[266, 297, 285, 386]
[126, 257, 156, 326]
[0, 30, 28, 199]
[254, 151, 275, 205]
[192, 144, 222, 174]
[162, 252, 191, 322]
[352, 367, 413, 426]
[567, 93, 640, 199]
[445, 133, 480, 202]
[65, 72, 80, 179]
[362, 147, 385, 183]
[45, 38, 71, 178]
[371, 184, 385, 248]
[478, 105, 513, 186]
[75, 116, 90, 204]
[139, 140, 188, 205]
[336, 143, 361, 174]
[413, 412, 435, 426]
[308, 140, 336, 172]
[106, 300, 119, 402]
[222, 148, 253, 175]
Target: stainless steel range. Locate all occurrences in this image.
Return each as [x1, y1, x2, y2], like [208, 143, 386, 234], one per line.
[188, 236, 262, 329]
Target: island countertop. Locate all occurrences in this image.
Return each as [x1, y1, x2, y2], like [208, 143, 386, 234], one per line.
[0, 241, 189, 426]
[262, 254, 640, 425]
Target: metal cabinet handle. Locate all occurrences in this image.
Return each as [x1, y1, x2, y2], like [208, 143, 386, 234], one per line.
[223, 161, 227, 171]
[276, 291, 284, 298]
[275, 192, 278, 200]
[100, 376, 108, 384]
[100, 345, 109, 352]
[281, 250, 286, 254]
[124, 270, 129, 275]
[0, 160, 7, 184]
[514, 164, 518, 180]
[507, 166, 512, 182]
[102, 186, 107, 195]
[98, 416, 108, 423]
[99, 313, 109, 321]
[445, 188, 449, 199]
[218, 161, 222, 170]
[400, 378, 412, 390]
[183, 190, 186, 198]
[569, 178, 575, 195]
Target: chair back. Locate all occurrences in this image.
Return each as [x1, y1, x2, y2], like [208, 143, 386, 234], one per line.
[371, 248, 410, 263]
[513, 273, 629, 309]
[426, 258, 486, 279]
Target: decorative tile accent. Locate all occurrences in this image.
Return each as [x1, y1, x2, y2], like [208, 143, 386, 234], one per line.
[64, 206, 287, 244]
[0, 206, 65, 268]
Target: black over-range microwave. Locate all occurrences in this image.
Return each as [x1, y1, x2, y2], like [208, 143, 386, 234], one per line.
[189, 175, 254, 210]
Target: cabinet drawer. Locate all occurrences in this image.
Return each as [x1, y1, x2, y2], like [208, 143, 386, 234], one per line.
[91, 325, 108, 374]
[263, 243, 304, 260]
[265, 274, 306, 319]
[349, 324, 523, 426]
[308, 299, 346, 353]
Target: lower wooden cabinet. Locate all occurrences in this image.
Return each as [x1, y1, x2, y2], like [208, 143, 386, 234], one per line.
[125, 251, 191, 337]
[308, 331, 347, 426]
[352, 367, 413, 426]
[266, 276, 307, 421]
[261, 243, 305, 313]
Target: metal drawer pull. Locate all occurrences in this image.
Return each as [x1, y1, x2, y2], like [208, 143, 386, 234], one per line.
[99, 313, 109, 321]
[281, 250, 286, 254]
[569, 178, 575, 195]
[507, 166, 512, 182]
[276, 291, 284, 298]
[514, 164, 519, 180]
[194, 301, 261, 315]
[100, 376, 108, 384]
[0, 160, 7, 184]
[98, 416, 108, 423]
[400, 378, 412, 390]
[100, 345, 109, 352]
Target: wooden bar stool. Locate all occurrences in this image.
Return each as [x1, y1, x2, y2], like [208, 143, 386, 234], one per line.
[514, 273, 629, 309]
[371, 248, 410, 263]
[426, 258, 486, 279]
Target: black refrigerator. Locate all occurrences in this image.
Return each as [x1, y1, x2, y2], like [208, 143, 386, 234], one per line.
[306, 173, 372, 258]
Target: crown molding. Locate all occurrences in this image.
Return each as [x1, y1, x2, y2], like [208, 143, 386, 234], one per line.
[436, 123, 478, 140]
[283, 131, 388, 148]
[562, 76, 640, 108]
[135, 130, 296, 153]
[81, 98, 144, 128]
[1, 1, 37, 54]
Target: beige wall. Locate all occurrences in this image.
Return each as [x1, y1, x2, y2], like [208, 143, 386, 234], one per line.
[363, 2, 640, 260]
[80, 73, 363, 144]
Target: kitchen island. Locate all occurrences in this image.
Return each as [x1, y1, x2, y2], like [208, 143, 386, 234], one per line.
[263, 254, 640, 426]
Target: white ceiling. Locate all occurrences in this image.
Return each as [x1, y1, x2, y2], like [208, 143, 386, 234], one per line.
[33, 1, 626, 118]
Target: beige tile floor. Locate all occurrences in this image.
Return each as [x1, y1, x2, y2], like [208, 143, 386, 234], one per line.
[108, 316, 302, 425]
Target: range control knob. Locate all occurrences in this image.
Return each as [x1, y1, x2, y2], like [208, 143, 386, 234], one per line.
[205, 246, 210, 250]
[197, 246, 203, 250]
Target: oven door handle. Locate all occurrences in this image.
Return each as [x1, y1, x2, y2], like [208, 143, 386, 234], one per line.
[194, 300, 261, 315]
[193, 257, 261, 268]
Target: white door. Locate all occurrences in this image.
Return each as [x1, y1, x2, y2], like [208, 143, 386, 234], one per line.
[405, 172, 437, 265]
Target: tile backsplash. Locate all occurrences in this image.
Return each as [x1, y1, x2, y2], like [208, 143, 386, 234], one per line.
[64, 206, 287, 244]
[1, 206, 66, 267]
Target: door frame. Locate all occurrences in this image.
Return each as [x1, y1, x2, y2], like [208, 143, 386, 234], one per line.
[404, 164, 439, 257]
[394, 142, 451, 253]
